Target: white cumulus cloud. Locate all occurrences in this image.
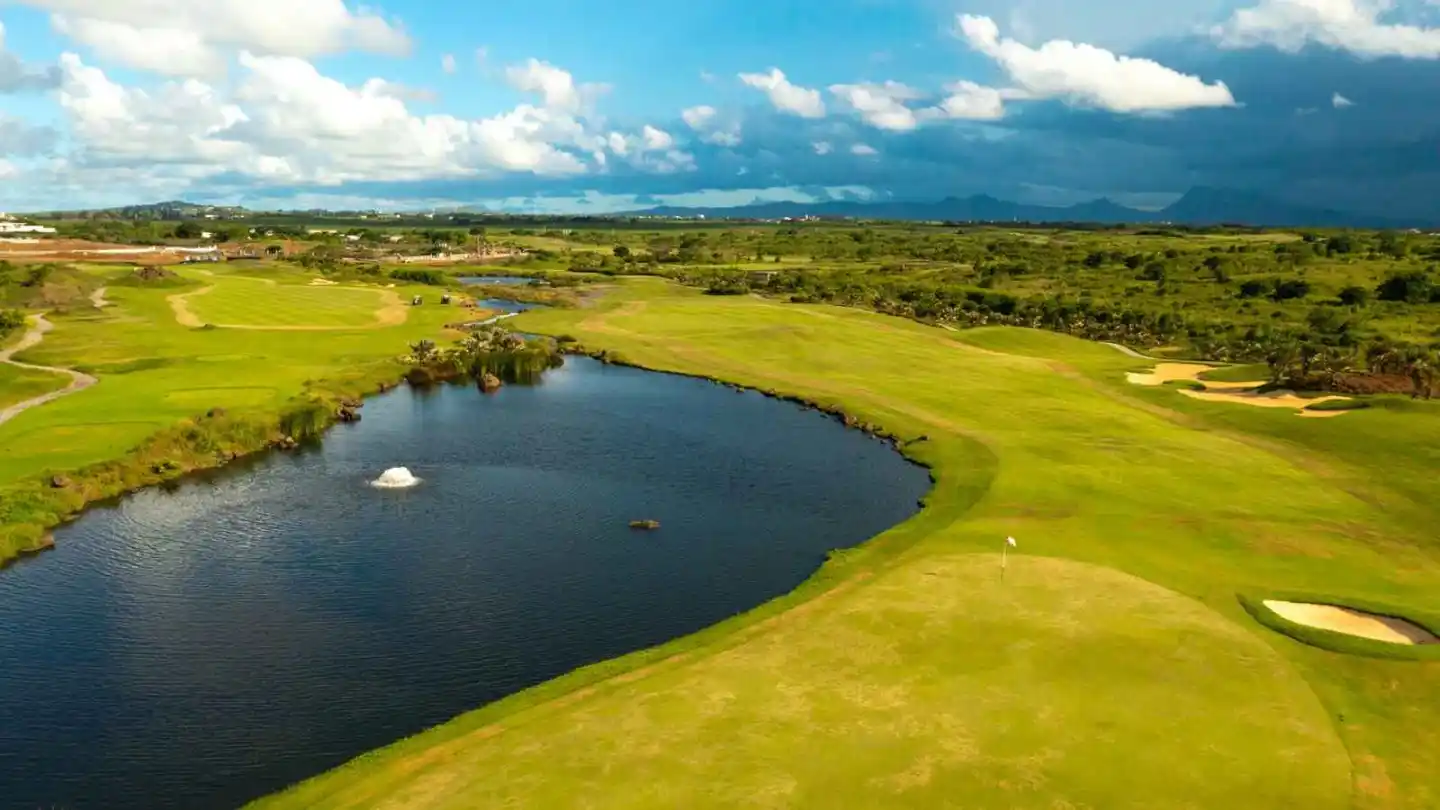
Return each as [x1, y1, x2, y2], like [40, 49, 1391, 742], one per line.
[31, 0, 409, 78]
[851, 143, 878, 156]
[739, 68, 826, 118]
[812, 141, 833, 155]
[681, 104, 716, 129]
[1212, 0, 1440, 59]
[442, 53, 457, 74]
[828, 81, 922, 131]
[641, 124, 674, 150]
[52, 15, 224, 78]
[680, 103, 741, 146]
[1332, 91, 1354, 107]
[928, 80, 1007, 120]
[957, 13, 1237, 112]
[52, 51, 644, 189]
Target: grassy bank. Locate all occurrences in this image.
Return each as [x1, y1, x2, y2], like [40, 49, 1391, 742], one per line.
[0, 264, 461, 564]
[252, 278, 1439, 810]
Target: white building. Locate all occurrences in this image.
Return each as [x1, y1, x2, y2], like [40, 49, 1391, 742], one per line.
[0, 221, 57, 234]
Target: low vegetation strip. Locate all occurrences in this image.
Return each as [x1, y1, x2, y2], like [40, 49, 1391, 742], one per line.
[254, 278, 1440, 809]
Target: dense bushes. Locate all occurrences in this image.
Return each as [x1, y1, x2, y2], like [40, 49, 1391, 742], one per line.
[388, 268, 448, 285]
[0, 308, 24, 337]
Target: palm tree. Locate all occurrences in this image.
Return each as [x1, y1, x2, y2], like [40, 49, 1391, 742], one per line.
[409, 339, 438, 365]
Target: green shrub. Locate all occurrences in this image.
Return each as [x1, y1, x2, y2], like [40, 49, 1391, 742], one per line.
[278, 400, 331, 440]
[389, 268, 448, 286]
[1304, 399, 1370, 412]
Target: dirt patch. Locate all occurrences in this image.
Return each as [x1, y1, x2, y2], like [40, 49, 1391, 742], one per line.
[1263, 600, 1437, 645]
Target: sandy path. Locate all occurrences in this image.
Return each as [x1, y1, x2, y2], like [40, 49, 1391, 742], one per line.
[1264, 601, 1437, 645]
[1104, 341, 1151, 359]
[0, 315, 98, 426]
[168, 284, 407, 330]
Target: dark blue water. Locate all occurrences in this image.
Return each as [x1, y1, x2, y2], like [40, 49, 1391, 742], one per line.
[0, 357, 928, 810]
[474, 297, 536, 315]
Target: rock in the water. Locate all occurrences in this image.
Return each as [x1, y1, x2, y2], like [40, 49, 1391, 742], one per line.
[480, 373, 502, 392]
[628, 519, 661, 530]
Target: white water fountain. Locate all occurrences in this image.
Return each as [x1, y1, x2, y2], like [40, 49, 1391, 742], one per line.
[371, 466, 421, 489]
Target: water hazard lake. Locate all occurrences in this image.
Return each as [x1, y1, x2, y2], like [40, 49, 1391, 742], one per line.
[0, 356, 930, 809]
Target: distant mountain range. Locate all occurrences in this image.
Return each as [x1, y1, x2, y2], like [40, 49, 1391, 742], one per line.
[630, 187, 1430, 229]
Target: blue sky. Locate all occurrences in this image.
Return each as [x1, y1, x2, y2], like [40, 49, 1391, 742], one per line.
[1, 0, 1439, 217]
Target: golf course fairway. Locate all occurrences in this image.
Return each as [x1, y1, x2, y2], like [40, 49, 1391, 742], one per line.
[248, 279, 1440, 810]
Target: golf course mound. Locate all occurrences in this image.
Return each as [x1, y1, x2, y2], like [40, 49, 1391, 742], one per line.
[1263, 601, 1438, 646]
[253, 555, 1350, 810]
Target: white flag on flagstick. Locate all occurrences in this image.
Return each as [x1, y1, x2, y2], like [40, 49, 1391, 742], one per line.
[1006, 537, 1017, 547]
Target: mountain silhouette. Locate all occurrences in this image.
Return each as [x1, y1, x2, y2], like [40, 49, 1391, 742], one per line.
[632, 187, 1423, 228]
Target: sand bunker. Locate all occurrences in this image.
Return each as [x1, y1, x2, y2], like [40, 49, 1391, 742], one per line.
[1179, 388, 1351, 416]
[309, 278, 338, 286]
[1264, 600, 1437, 646]
[1127, 363, 1351, 417]
[1126, 363, 1218, 386]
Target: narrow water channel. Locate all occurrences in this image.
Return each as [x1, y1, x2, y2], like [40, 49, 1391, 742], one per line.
[0, 356, 930, 809]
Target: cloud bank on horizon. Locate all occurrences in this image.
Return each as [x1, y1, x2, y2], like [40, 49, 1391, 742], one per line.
[1, 0, 1439, 218]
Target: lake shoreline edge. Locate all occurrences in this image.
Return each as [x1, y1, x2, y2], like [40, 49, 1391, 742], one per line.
[246, 319, 990, 809]
[0, 358, 415, 568]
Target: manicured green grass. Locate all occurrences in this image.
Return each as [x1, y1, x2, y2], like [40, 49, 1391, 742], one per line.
[0, 267, 461, 558]
[253, 278, 1440, 810]
[180, 275, 402, 328]
[0, 363, 69, 410]
[1199, 363, 1270, 383]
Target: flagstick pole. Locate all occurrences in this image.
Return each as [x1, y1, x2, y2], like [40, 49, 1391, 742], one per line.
[1001, 541, 1006, 583]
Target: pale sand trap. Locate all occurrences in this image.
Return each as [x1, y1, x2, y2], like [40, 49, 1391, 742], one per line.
[1128, 362, 1351, 417]
[1126, 363, 1217, 386]
[1264, 600, 1438, 645]
[1179, 388, 1351, 414]
[309, 278, 338, 286]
